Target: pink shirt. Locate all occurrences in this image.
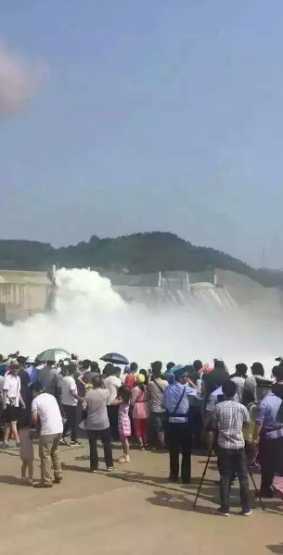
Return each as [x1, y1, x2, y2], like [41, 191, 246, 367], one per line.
[131, 386, 150, 420]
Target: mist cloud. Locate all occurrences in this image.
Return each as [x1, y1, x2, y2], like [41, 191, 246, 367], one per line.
[0, 44, 42, 116]
[0, 268, 281, 375]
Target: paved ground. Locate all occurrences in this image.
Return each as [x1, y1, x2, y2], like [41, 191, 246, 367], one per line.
[0, 441, 282, 555]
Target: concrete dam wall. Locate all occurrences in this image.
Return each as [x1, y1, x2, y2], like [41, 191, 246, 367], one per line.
[102, 269, 283, 315]
[0, 267, 282, 324]
[0, 270, 53, 324]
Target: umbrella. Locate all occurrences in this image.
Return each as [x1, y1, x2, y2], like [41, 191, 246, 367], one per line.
[36, 348, 71, 364]
[100, 352, 129, 365]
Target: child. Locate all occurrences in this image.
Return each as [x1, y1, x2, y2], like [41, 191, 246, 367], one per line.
[18, 410, 34, 484]
[117, 386, 131, 463]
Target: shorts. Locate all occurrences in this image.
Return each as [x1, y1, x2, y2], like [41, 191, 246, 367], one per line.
[4, 405, 20, 423]
[151, 412, 166, 433]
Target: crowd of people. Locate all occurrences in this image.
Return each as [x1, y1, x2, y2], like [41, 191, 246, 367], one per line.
[0, 352, 282, 516]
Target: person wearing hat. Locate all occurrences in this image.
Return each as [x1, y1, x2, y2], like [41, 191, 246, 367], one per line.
[131, 372, 150, 449]
[163, 367, 192, 483]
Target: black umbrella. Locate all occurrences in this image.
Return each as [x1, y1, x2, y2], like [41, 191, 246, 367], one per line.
[100, 352, 129, 365]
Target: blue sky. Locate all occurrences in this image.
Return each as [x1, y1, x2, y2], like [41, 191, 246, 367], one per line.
[1, 0, 283, 268]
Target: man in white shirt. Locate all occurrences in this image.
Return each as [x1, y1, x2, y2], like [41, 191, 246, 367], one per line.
[61, 364, 80, 446]
[230, 364, 248, 403]
[32, 382, 63, 488]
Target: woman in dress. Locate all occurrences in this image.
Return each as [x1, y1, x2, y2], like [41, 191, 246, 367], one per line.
[131, 372, 150, 449]
[117, 386, 132, 463]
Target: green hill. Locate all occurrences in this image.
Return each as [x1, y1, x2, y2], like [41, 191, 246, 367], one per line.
[0, 232, 282, 288]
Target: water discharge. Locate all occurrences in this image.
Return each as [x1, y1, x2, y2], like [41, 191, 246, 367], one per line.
[0, 268, 282, 373]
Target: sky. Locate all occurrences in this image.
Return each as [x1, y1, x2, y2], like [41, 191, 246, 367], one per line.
[1, 0, 283, 268]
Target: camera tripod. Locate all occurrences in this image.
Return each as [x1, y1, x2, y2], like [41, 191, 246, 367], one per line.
[193, 448, 265, 511]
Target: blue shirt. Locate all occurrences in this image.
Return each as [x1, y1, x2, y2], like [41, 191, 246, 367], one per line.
[163, 383, 191, 423]
[256, 392, 283, 439]
[26, 365, 39, 385]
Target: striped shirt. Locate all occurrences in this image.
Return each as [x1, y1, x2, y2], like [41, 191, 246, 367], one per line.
[214, 400, 250, 449]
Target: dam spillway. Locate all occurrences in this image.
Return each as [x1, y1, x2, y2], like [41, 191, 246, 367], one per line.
[0, 267, 282, 324]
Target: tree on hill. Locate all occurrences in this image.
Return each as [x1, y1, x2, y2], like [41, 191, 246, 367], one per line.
[0, 232, 282, 288]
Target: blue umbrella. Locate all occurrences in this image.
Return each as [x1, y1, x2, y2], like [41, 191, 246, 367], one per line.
[100, 352, 129, 365]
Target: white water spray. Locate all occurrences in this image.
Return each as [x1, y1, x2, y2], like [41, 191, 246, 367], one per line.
[0, 268, 282, 373]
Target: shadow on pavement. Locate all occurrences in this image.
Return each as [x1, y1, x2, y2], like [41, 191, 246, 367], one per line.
[62, 463, 90, 472]
[0, 475, 29, 486]
[266, 545, 283, 554]
[104, 468, 217, 501]
[146, 489, 218, 516]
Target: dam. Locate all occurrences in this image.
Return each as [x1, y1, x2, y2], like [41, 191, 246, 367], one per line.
[0, 266, 282, 324]
[101, 268, 283, 316]
[0, 270, 54, 324]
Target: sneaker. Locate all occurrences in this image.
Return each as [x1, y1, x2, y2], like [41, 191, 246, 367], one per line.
[106, 466, 114, 472]
[69, 440, 81, 447]
[54, 477, 63, 484]
[216, 507, 230, 517]
[33, 482, 53, 489]
[241, 510, 253, 517]
[1, 442, 9, 449]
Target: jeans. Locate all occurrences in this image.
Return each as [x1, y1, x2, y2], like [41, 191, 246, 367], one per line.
[167, 423, 192, 482]
[63, 404, 78, 442]
[87, 428, 113, 470]
[259, 436, 283, 492]
[107, 405, 119, 440]
[39, 434, 62, 485]
[217, 447, 250, 512]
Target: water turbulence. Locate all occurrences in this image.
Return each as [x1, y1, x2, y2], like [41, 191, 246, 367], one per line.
[0, 268, 282, 372]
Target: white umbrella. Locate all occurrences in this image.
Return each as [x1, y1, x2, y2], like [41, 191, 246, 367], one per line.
[36, 348, 71, 363]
